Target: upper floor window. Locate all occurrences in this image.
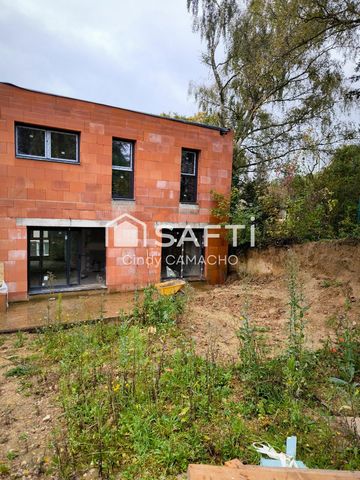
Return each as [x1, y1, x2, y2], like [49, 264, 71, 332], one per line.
[112, 139, 134, 200]
[180, 149, 198, 203]
[15, 124, 79, 163]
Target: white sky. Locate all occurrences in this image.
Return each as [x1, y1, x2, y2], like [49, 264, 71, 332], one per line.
[0, 0, 208, 115]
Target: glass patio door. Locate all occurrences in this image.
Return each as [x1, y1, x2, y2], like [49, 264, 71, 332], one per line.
[28, 228, 80, 291]
[161, 228, 204, 280]
[68, 230, 80, 286]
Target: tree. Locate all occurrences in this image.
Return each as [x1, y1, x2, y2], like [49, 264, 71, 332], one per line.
[187, 0, 360, 176]
[159, 111, 217, 124]
[321, 144, 360, 236]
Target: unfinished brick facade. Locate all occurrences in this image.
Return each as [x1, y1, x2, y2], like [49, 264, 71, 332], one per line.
[0, 83, 233, 302]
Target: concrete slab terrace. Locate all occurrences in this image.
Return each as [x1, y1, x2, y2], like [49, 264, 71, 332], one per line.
[0, 290, 136, 333]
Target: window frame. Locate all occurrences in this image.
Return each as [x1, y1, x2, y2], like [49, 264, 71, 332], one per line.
[112, 137, 135, 200]
[15, 123, 80, 164]
[180, 148, 199, 204]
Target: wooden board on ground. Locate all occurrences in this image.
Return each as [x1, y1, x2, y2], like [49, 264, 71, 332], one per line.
[187, 464, 360, 480]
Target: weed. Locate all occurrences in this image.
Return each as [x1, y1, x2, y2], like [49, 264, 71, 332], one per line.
[283, 255, 310, 401]
[321, 279, 343, 288]
[5, 363, 36, 378]
[48, 323, 232, 478]
[235, 255, 342, 437]
[132, 285, 187, 327]
[286, 255, 307, 361]
[33, 290, 232, 478]
[55, 293, 63, 324]
[18, 432, 29, 453]
[14, 282, 360, 478]
[13, 331, 25, 348]
[236, 305, 272, 406]
[6, 450, 18, 461]
[327, 300, 360, 439]
[237, 308, 263, 373]
[0, 463, 10, 476]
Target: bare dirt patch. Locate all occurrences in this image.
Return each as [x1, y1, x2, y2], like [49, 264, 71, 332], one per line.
[0, 334, 59, 479]
[181, 241, 360, 362]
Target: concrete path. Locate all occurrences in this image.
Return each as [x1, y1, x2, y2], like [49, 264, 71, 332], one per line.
[0, 290, 135, 333]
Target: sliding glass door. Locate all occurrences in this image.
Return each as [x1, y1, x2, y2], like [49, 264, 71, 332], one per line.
[28, 228, 80, 291]
[161, 228, 204, 280]
[68, 230, 81, 286]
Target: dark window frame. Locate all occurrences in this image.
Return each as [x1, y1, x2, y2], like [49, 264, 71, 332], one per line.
[161, 227, 205, 280]
[15, 122, 80, 164]
[112, 137, 135, 200]
[27, 226, 106, 292]
[180, 148, 199, 204]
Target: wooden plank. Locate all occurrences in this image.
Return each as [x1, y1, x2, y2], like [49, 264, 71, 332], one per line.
[187, 464, 360, 480]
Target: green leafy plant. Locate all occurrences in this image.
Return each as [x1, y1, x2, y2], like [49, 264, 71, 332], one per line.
[0, 463, 10, 476]
[327, 301, 360, 439]
[132, 286, 187, 327]
[5, 363, 36, 378]
[13, 331, 25, 348]
[19, 280, 360, 477]
[6, 451, 18, 461]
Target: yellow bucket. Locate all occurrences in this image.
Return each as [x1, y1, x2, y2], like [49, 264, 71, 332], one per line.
[155, 279, 186, 296]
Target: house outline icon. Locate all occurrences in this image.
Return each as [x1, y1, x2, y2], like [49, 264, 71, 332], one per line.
[105, 213, 147, 248]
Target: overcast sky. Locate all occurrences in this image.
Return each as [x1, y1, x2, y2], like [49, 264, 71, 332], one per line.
[0, 0, 208, 115]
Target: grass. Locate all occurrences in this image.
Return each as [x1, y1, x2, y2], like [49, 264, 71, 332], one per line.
[320, 279, 343, 289]
[6, 451, 18, 461]
[4, 363, 37, 378]
[5, 281, 360, 479]
[0, 462, 10, 476]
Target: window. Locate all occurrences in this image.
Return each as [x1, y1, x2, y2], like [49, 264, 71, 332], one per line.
[112, 139, 135, 199]
[29, 229, 41, 257]
[16, 124, 79, 163]
[180, 149, 198, 203]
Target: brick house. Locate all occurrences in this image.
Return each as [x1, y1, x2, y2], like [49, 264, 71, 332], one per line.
[0, 83, 233, 302]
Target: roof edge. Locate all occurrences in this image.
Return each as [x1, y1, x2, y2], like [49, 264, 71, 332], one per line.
[0, 82, 231, 134]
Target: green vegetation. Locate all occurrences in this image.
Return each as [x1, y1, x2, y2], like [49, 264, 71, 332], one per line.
[321, 279, 343, 289]
[160, 111, 216, 125]
[0, 462, 10, 476]
[10, 279, 355, 479]
[6, 451, 18, 462]
[188, 1, 360, 248]
[187, 0, 360, 174]
[5, 363, 37, 378]
[213, 145, 360, 246]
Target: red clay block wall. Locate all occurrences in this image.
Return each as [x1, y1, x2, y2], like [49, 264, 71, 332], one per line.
[0, 83, 233, 301]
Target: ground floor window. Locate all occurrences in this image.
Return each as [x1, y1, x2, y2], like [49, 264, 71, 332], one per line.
[161, 228, 204, 280]
[28, 227, 105, 292]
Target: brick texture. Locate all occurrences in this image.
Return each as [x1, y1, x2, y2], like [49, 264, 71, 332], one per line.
[0, 83, 233, 301]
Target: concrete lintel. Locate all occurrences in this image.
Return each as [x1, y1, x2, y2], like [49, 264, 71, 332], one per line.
[16, 218, 109, 228]
[155, 222, 208, 229]
[179, 203, 200, 211]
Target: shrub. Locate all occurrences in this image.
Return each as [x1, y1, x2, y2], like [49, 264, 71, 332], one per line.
[213, 144, 360, 246]
[132, 286, 187, 327]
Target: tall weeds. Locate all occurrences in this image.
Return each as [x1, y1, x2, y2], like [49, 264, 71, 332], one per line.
[30, 282, 359, 477]
[42, 287, 230, 479]
[284, 254, 308, 400]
